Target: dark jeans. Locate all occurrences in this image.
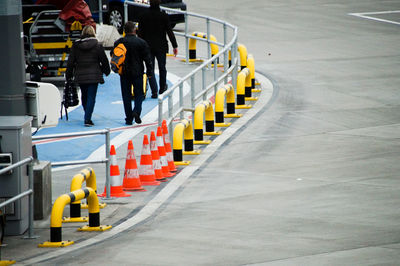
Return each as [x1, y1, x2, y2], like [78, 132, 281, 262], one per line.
[148, 51, 167, 95]
[120, 75, 144, 123]
[79, 83, 98, 121]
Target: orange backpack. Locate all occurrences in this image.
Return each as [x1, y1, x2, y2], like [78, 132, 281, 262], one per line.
[110, 43, 126, 75]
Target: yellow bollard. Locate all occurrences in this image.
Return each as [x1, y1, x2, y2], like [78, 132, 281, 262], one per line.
[194, 101, 219, 145]
[173, 119, 202, 165]
[38, 187, 111, 248]
[238, 44, 248, 70]
[236, 68, 252, 109]
[188, 32, 219, 62]
[246, 55, 259, 100]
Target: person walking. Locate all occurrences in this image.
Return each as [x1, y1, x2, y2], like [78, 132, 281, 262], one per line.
[138, 0, 178, 98]
[66, 25, 110, 127]
[114, 21, 153, 125]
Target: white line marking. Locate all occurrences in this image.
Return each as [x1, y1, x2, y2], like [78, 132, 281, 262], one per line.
[349, 10, 400, 26]
[21, 73, 273, 265]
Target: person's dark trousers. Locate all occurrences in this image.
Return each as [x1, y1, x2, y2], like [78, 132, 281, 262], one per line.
[79, 83, 98, 121]
[120, 75, 144, 124]
[148, 51, 167, 96]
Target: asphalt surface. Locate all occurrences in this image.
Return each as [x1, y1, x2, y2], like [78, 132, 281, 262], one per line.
[3, 0, 400, 265]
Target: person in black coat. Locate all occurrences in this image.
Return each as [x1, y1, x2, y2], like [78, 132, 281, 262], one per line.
[66, 25, 110, 127]
[138, 0, 178, 98]
[113, 21, 153, 125]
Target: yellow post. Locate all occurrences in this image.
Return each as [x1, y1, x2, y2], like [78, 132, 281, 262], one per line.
[188, 32, 219, 62]
[238, 44, 248, 70]
[214, 84, 239, 127]
[194, 101, 218, 144]
[236, 68, 252, 109]
[224, 84, 243, 119]
[245, 55, 258, 100]
[38, 188, 111, 248]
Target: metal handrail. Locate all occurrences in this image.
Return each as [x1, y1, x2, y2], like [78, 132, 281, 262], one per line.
[124, 1, 239, 138]
[0, 157, 36, 239]
[32, 128, 112, 198]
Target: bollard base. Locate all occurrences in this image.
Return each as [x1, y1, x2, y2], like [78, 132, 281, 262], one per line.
[62, 216, 88, 223]
[214, 122, 231, 128]
[0, 260, 16, 265]
[38, 240, 74, 248]
[236, 104, 252, 109]
[78, 225, 112, 232]
[183, 150, 201, 155]
[81, 203, 107, 209]
[245, 96, 258, 101]
[204, 131, 222, 136]
[194, 140, 212, 145]
[175, 161, 191, 166]
[252, 88, 262, 93]
[224, 113, 243, 118]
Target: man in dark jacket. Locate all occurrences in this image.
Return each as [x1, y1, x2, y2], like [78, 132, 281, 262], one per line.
[114, 21, 153, 125]
[66, 25, 110, 126]
[138, 0, 178, 98]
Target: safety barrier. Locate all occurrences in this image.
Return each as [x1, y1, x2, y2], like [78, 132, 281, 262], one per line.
[188, 32, 219, 62]
[193, 100, 219, 145]
[39, 187, 111, 248]
[62, 168, 106, 223]
[245, 55, 258, 101]
[32, 128, 113, 199]
[236, 68, 253, 109]
[173, 119, 202, 165]
[238, 44, 248, 70]
[215, 84, 242, 128]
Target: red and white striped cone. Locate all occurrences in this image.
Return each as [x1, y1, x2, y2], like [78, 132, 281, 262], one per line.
[162, 120, 177, 172]
[150, 131, 167, 182]
[99, 145, 131, 197]
[157, 126, 175, 177]
[123, 140, 145, 191]
[139, 135, 160, 186]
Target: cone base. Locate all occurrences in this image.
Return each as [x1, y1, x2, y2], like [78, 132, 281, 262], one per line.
[123, 187, 146, 192]
[123, 178, 145, 191]
[98, 186, 132, 198]
[140, 180, 160, 186]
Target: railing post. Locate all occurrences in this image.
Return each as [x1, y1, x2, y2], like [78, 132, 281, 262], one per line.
[158, 97, 163, 126]
[168, 93, 173, 120]
[185, 12, 189, 64]
[26, 159, 37, 239]
[105, 128, 111, 199]
[206, 17, 211, 68]
[191, 75, 196, 107]
[179, 82, 184, 120]
[232, 39, 238, 93]
[214, 58, 218, 96]
[202, 67, 207, 101]
[223, 22, 228, 84]
[98, 0, 103, 25]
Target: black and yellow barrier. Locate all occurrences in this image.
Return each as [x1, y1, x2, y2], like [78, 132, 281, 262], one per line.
[238, 44, 248, 70]
[245, 54, 261, 97]
[62, 168, 106, 223]
[188, 32, 219, 62]
[38, 187, 111, 248]
[236, 68, 252, 109]
[194, 101, 220, 145]
[214, 84, 241, 127]
[173, 119, 201, 165]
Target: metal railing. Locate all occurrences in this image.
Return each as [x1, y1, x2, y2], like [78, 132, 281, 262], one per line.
[32, 128, 112, 198]
[123, 1, 239, 137]
[0, 157, 36, 239]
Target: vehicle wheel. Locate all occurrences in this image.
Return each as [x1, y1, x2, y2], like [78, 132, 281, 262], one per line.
[29, 65, 41, 82]
[108, 5, 124, 33]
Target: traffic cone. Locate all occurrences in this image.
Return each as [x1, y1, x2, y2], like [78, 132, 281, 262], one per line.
[123, 140, 145, 191]
[99, 145, 131, 197]
[150, 131, 167, 182]
[157, 126, 174, 177]
[139, 135, 160, 186]
[162, 120, 177, 172]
